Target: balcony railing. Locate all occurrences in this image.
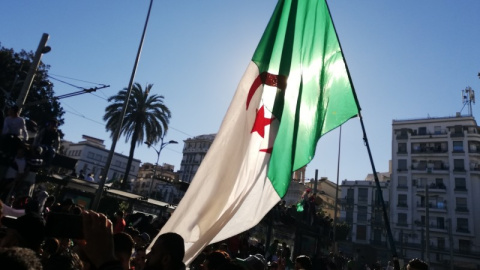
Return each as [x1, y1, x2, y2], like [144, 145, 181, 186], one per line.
[417, 202, 447, 210]
[456, 227, 470, 233]
[455, 206, 469, 212]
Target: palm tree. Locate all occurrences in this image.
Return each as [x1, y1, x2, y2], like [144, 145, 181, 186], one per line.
[104, 82, 171, 190]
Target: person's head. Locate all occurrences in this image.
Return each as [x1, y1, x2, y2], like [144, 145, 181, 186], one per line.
[0, 247, 43, 270]
[133, 246, 147, 270]
[8, 105, 20, 116]
[203, 250, 231, 270]
[116, 210, 124, 219]
[42, 237, 60, 258]
[43, 249, 84, 270]
[114, 232, 135, 268]
[145, 232, 185, 270]
[407, 259, 428, 270]
[1, 212, 46, 252]
[295, 255, 312, 270]
[45, 196, 56, 208]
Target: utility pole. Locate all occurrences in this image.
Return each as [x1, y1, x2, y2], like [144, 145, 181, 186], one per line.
[16, 33, 50, 112]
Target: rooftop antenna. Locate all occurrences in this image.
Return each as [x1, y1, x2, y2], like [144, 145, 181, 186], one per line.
[460, 86, 475, 116]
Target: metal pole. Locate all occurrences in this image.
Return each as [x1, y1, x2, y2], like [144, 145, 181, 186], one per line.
[333, 126, 342, 252]
[16, 33, 50, 112]
[92, 0, 154, 211]
[148, 138, 163, 198]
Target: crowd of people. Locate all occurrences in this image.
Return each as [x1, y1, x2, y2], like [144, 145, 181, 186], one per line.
[0, 192, 323, 270]
[0, 105, 61, 203]
[0, 105, 432, 270]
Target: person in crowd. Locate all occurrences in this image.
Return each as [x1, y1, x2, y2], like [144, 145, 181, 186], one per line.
[43, 248, 84, 270]
[0, 143, 27, 202]
[145, 232, 186, 270]
[406, 259, 428, 270]
[202, 250, 231, 270]
[0, 246, 43, 270]
[33, 119, 60, 167]
[2, 105, 28, 141]
[295, 255, 312, 270]
[113, 232, 135, 270]
[0, 208, 46, 253]
[113, 210, 126, 234]
[41, 237, 60, 262]
[85, 173, 95, 182]
[236, 254, 267, 270]
[134, 232, 151, 248]
[132, 246, 147, 270]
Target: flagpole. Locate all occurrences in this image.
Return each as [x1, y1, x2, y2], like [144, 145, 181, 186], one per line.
[91, 0, 154, 211]
[332, 126, 341, 253]
[325, 2, 400, 269]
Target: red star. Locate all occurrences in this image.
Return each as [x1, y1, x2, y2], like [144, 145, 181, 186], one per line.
[251, 105, 274, 138]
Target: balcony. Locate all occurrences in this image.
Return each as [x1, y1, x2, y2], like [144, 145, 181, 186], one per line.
[397, 203, 408, 209]
[417, 202, 447, 212]
[455, 206, 469, 213]
[411, 148, 448, 154]
[456, 227, 470, 234]
[416, 183, 447, 193]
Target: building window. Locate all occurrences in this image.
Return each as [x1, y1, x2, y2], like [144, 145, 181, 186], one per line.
[453, 141, 464, 152]
[87, 152, 94, 159]
[397, 194, 407, 207]
[437, 238, 445, 250]
[453, 159, 464, 171]
[436, 217, 445, 229]
[357, 206, 367, 223]
[434, 126, 441, 134]
[454, 178, 467, 191]
[398, 143, 407, 153]
[397, 213, 407, 226]
[398, 159, 407, 171]
[346, 210, 353, 223]
[356, 225, 367, 240]
[358, 188, 368, 204]
[418, 127, 427, 135]
[457, 218, 469, 233]
[456, 197, 468, 212]
[459, 239, 471, 253]
[398, 176, 407, 188]
[95, 154, 102, 161]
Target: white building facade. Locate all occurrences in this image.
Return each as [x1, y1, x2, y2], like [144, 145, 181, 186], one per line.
[62, 135, 141, 186]
[391, 116, 480, 269]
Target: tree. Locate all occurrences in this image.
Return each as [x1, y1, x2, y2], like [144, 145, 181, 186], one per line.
[104, 83, 171, 190]
[0, 43, 65, 128]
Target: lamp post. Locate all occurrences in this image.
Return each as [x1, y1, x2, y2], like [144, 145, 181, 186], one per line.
[145, 137, 178, 198]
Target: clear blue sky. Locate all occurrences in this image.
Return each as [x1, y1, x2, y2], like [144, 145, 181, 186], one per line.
[1, 1, 480, 182]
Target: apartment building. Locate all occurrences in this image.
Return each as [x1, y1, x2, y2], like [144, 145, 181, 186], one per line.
[133, 162, 179, 203]
[62, 135, 141, 188]
[339, 179, 390, 259]
[391, 115, 480, 269]
[178, 134, 215, 183]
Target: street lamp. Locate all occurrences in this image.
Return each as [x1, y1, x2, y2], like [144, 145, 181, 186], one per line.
[145, 137, 178, 198]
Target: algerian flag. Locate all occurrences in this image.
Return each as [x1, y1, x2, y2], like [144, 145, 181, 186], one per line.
[153, 0, 359, 264]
